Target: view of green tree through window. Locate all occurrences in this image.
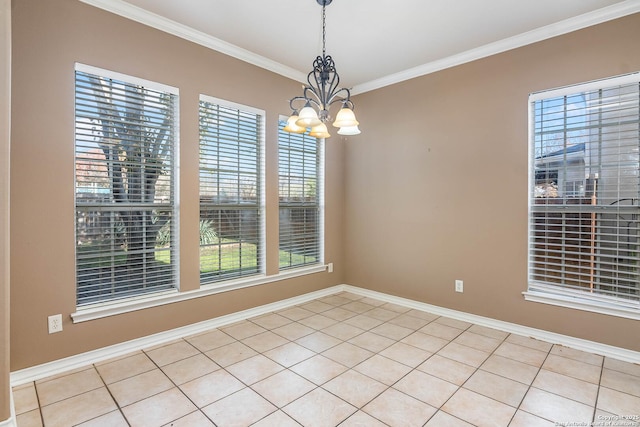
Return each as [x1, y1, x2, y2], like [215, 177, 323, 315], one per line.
[278, 120, 322, 269]
[74, 64, 178, 306]
[199, 96, 264, 284]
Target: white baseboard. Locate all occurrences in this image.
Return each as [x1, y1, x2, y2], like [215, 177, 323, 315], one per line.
[10, 283, 640, 389]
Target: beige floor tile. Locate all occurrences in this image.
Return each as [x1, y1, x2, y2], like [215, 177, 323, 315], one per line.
[417, 354, 476, 385]
[249, 313, 293, 329]
[108, 369, 173, 407]
[15, 409, 43, 427]
[36, 367, 104, 406]
[532, 369, 598, 406]
[252, 369, 316, 407]
[542, 354, 602, 384]
[202, 387, 277, 426]
[361, 297, 387, 307]
[322, 322, 366, 341]
[221, 320, 268, 340]
[353, 354, 412, 386]
[520, 388, 593, 424]
[601, 368, 640, 397]
[438, 342, 490, 368]
[348, 331, 395, 353]
[290, 354, 348, 385]
[369, 322, 413, 340]
[318, 294, 354, 306]
[299, 300, 334, 313]
[597, 386, 640, 415]
[161, 353, 220, 385]
[480, 354, 540, 385]
[241, 330, 290, 353]
[41, 387, 117, 427]
[434, 317, 472, 330]
[341, 300, 377, 314]
[404, 309, 439, 322]
[322, 342, 374, 368]
[276, 306, 315, 321]
[95, 352, 157, 384]
[505, 334, 553, 352]
[34, 366, 94, 383]
[283, 387, 357, 427]
[296, 331, 342, 352]
[121, 388, 196, 427]
[401, 331, 449, 353]
[76, 410, 129, 426]
[366, 307, 400, 322]
[251, 410, 303, 427]
[380, 341, 432, 367]
[179, 369, 245, 408]
[603, 357, 640, 378]
[204, 340, 258, 367]
[162, 410, 215, 426]
[442, 388, 516, 427]
[13, 382, 39, 415]
[226, 354, 284, 385]
[184, 329, 235, 352]
[420, 322, 464, 340]
[467, 325, 509, 341]
[394, 370, 458, 407]
[463, 370, 529, 407]
[323, 369, 387, 408]
[387, 313, 432, 330]
[264, 341, 316, 367]
[145, 340, 200, 367]
[322, 307, 358, 321]
[298, 313, 339, 330]
[494, 341, 548, 367]
[363, 387, 437, 427]
[453, 331, 502, 353]
[343, 314, 385, 330]
[338, 292, 364, 301]
[272, 322, 316, 340]
[550, 344, 603, 366]
[509, 410, 556, 426]
[424, 410, 474, 427]
[340, 410, 388, 426]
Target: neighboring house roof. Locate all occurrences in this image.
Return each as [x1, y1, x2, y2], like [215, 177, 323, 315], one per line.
[537, 143, 585, 163]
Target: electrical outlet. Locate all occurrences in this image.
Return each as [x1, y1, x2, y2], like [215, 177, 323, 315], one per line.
[455, 280, 464, 293]
[48, 314, 63, 334]
[327, 262, 334, 273]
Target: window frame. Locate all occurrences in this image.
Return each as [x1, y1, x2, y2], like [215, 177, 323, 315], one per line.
[524, 72, 640, 320]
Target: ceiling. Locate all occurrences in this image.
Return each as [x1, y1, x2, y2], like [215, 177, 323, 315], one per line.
[82, 0, 640, 94]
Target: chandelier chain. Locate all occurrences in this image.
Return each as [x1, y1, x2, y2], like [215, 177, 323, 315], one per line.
[322, 3, 326, 57]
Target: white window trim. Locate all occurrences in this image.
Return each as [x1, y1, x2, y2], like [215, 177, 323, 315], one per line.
[525, 71, 640, 320]
[71, 264, 328, 323]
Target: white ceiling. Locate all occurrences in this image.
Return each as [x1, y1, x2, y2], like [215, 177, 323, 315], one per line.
[83, 0, 640, 94]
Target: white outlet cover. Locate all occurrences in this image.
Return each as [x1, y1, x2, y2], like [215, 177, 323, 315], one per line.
[48, 314, 63, 333]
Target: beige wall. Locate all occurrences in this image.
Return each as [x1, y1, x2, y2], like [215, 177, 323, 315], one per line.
[1, 0, 11, 421]
[346, 13, 640, 352]
[10, 0, 345, 370]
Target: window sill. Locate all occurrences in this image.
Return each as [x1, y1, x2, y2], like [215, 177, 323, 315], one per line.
[523, 285, 640, 321]
[71, 264, 328, 323]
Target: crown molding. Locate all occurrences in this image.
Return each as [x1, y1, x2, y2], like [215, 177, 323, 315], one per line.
[78, 0, 307, 83]
[79, 0, 640, 95]
[351, 0, 640, 94]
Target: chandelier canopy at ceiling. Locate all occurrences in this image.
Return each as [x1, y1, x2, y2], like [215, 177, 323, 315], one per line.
[284, 0, 361, 138]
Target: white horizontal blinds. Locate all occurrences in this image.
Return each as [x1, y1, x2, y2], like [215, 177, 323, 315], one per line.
[75, 66, 178, 306]
[529, 75, 640, 304]
[199, 97, 263, 283]
[278, 120, 321, 269]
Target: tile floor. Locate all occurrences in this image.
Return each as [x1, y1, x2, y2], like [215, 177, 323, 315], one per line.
[11, 292, 640, 427]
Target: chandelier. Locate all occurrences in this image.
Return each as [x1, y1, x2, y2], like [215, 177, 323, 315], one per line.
[284, 0, 360, 138]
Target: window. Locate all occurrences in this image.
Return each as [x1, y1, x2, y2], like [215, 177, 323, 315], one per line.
[199, 96, 264, 284]
[527, 73, 640, 317]
[278, 120, 323, 269]
[75, 64, 179, 306]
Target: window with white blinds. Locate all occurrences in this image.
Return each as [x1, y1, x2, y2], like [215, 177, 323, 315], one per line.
[74, 64, 178, 306]
[278, 120, 323, 270]
[199, 96, 264, 284]
[528, 73, 640, 314]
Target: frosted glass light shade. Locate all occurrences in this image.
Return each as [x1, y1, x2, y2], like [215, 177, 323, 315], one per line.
[337, 125, 361, 135]
[283, 114, 306, 133]
[309, 123, 330, 138]
[296, 105, 322, 127]
[332, 107, 359, 128]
